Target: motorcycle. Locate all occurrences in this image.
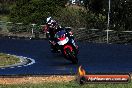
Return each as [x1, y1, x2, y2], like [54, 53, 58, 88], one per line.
[51, 28, 78, 64]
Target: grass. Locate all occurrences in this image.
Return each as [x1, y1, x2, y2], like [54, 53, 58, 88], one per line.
[0, 81, 132, 88]
[0, 53, 20, 67]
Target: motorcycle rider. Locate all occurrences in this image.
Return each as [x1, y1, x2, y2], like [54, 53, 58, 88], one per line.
[44, 17, 56, 38]
[43, 17, 59, 52]
[44, 16, 78, 53]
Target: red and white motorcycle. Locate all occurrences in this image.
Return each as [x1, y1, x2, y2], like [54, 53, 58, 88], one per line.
[53, 28, 79, 64]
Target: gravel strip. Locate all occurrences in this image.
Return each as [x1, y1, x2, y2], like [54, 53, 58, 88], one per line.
[0, 75, 76, 84]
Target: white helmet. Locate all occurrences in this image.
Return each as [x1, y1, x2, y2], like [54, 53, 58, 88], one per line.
[46, 17, 52, 23]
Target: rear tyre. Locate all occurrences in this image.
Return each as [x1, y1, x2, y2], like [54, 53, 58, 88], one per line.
[70, 52, 78, 64]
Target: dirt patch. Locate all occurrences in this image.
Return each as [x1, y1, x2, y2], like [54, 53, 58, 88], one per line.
[0, 75, 76, 84]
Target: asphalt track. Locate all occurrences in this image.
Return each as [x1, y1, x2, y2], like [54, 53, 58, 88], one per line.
[0, 39, 132, 75]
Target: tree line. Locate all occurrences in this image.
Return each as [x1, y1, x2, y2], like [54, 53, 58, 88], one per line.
[1, 0, 132, 31]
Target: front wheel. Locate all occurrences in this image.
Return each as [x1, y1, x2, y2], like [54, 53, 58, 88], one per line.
[62, 44, 78, 64]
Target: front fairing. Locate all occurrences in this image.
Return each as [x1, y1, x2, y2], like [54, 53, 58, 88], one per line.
[54, 30, 76, 48]
[55, 30, 69, 45]
[57, 37, 69, 45]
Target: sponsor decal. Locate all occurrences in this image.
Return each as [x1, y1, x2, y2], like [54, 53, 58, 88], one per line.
[78, 66, 131, 84]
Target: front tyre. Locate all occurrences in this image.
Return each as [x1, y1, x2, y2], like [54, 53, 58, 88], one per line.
[63, 44, 78, 64]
